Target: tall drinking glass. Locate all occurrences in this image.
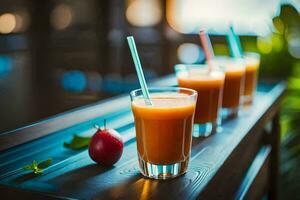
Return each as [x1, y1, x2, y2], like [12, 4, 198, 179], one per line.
[212, 57, 246, 119]
[175, 64, 224, 137]
[243, 52, 261, 104]
[130, 87, 197, 180]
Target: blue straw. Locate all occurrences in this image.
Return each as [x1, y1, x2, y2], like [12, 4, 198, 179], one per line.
[232, 26, 243, 56]
[227, 25, 243, 58]
[127, 36, 152, 105]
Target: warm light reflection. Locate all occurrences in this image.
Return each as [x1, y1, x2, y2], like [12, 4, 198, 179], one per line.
[134, 179, 157, 200]
[140, 179, 151, 200]
[0, 13, 16, 34]
[126, 0, 162, 27]
[13, 14, 24, 33]
[13, 10, 30, 33]
[51, 4, 73, 30]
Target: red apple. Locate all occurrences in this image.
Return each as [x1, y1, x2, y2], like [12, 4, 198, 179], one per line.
[88, 124, 123, 166]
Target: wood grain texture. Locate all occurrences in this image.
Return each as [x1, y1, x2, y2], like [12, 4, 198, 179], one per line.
[235, 146, 271, 200]
[269, 113, 280, 200]
[0, 75, 177, 152]
[0, 77, 286, 200]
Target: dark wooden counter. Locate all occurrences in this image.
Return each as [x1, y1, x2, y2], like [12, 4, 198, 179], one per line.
[0, 75, 286, 200]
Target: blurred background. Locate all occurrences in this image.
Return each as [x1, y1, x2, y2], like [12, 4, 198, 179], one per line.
[0, 0, 299, 198]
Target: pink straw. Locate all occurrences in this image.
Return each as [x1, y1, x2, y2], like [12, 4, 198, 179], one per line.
[199, 29, 214, 70]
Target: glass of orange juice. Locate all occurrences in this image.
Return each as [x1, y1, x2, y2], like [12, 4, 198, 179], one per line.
[243, 52, 260, 104]
[175, 64, 224, 137]
[212, 57, 246, 119]
[130, 87, 197, 179]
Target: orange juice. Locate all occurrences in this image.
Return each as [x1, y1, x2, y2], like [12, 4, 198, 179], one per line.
[132, 93, 196, 165]
[244, 64, 258, 95]
[176, 68, 224, 124]
[244, 53, 260, 102]
[223, 66, 245, 108]
[211, 57, 246, 118]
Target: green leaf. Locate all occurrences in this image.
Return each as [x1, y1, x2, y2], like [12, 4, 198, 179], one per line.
[34, 168, 43, 175]
[22, 158, 52, 175]
[37, 158, 52, 169]
[32, 160, 38, 168]
[64, 134, 91, 150]
[23, 165, 34, 170]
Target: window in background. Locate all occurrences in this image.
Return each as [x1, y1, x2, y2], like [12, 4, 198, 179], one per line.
[166, 0, 281, 36]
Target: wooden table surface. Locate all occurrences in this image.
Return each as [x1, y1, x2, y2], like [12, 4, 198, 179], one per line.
[0, 75, 286, 200]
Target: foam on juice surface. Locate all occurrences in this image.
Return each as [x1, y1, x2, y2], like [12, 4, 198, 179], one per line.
[132, 92, 194, 108]
[211, 57, 245, 73]
[224, 65, 245, 73]
[245, 57, 259, 66]
[178, 68, 224, 81]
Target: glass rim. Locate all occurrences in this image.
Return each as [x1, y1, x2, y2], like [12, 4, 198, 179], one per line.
[210, 56, 246, 68]
[174, 63, 224, 72]
[211, 56, 245, 62]
[130, 87, 198, 98]
[243, 52, 261, 59]
[174, 63, 209, 68]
